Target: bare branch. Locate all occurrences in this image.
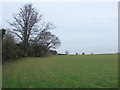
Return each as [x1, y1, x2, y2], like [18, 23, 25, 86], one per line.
[11, 31, 23, 41]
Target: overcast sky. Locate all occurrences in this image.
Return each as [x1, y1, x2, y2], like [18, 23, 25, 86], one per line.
[1, 2, 118, 54]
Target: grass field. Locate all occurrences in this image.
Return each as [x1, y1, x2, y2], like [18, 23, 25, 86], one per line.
[2, 54, 118, 88]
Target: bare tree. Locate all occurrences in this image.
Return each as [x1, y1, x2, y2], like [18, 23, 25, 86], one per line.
[34, 31, 61, 52]
[9, 4, 56, 56]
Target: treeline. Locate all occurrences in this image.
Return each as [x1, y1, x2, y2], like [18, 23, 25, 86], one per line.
[2, 4, 61, 62]
[2, 29, 59, 62]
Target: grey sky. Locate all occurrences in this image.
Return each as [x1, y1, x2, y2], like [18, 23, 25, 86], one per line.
[1, 2, 118, 54]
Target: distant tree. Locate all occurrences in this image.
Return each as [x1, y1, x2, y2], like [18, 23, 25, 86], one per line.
[91, 53, 93, 55]
[82, 53, 85, 55]
[76, 53, 78, 55]
[65, 50, 69, 55]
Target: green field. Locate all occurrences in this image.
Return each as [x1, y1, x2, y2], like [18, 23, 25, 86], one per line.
[2, 54, 118, 88]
